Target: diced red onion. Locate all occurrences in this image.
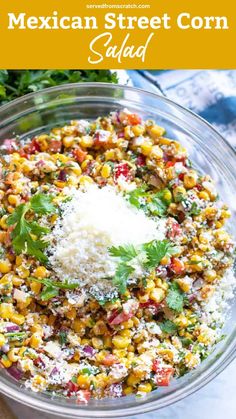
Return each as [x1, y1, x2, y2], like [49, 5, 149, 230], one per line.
[7, 365, 23, 381]
[6, 324, 20, 332]
[82, 345, 96, 357]
[50, 367, 59, 376]
[0, 344, 10, 353]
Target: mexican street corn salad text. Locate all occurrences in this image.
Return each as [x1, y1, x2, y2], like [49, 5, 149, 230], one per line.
[0, 109, 234, 403]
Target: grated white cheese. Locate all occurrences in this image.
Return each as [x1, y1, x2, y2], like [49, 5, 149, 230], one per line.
[49, 184, 166, 289]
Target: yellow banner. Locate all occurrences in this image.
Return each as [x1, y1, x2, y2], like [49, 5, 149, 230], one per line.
[1, 0, 235, 68]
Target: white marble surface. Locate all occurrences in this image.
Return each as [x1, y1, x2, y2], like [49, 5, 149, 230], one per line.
[4, 359, 236, 419]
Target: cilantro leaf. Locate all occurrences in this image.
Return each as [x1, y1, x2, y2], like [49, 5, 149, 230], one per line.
[109, 244, 138, 261]
[113, 263, 134, 294]
[6, 194, 55, 263]
[128, 187, 172, 218]
[166, 282, 184, 313]
[40, 286, 59, 301]
[159, 320, 177, 335]
[188, 202, 201, 216]
[128, 186, 147, 209]
[30, 194, 56, 214]
[143, 240, 178, 269]
[109, 239, 179, 294]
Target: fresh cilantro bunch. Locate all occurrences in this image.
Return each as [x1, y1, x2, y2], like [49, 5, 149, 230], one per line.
[128, 186, 172, 217]
[109, 240, 179, 294]
[30, 277, 80, 301]
[0, 70, 118, 104]
[7, 194, 56, 263]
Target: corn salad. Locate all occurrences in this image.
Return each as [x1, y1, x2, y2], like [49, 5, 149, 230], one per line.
[0, 108, 234, 403]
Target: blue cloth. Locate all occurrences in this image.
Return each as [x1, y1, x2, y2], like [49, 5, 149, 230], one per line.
[128, 70, 236, 146]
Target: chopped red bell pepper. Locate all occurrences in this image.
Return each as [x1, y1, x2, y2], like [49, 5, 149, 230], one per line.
[72, 148, 87, 163]
[152, 360, 174, 386]
[114, 162, 131, 181]
[127, 113, 141, 125]
[170, 257, 185, 275]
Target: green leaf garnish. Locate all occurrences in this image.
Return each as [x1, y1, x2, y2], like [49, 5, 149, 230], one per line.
[166, 282, 184, 313]
[58, 330, 68, 345]
[7, 194, 56, 263]
[159, 320, 178, 335]
[128, 186, 147, 209]
[40, 286, 59, 301]
[29, 277, 80, 301]
[143, 240, 179, 269]
[30, 194, 56, 214]
[108, 239, 179, 294]
[109, 244, 138, 261]
[128, 187, 172, 217]
[113, 263, 135, 294]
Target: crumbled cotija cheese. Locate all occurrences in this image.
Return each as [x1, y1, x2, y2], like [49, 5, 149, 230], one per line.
[49, 185, 166, 288]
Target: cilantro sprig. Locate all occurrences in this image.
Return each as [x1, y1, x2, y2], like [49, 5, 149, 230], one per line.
[7, 194, 56, 263]
[108, 239, 179, 294]
[159, 320, 178, 335]
[128, 187, 172, 217]
[166, 282, 184, 313]
[30, 277, 80, 301]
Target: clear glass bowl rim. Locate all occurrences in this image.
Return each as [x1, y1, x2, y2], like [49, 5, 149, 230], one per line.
[0, 82, 235, 418]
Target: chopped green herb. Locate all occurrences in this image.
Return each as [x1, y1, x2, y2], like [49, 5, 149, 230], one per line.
[109, 244, 138, 261]
[159, 320, 178, 335]
[7, 194, 56, 263]
[58, 330, 68, 345]
[166, 282, 185, 313]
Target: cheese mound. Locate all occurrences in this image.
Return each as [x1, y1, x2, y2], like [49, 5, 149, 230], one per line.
[49, 185, 166, 288]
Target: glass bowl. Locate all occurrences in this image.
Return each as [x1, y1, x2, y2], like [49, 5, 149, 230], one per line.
[0, 83, 235, 418]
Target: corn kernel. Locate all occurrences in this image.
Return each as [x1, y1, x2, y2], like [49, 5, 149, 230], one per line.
[1, 356, 12, 368]
[30, 281, 42, 294]
[145, 280, 155, 291]
[91, 337, 103, 349]
[204, 269, 217, 283]
[0, 215, 8, 230]
[77, 374, 91, 389]
[10, 313, 25, 325]
[140, 142, 152, 156]
[101, 164, 111, 179]
[112, 335, 131, 349]
[150, 145, 163, 160]
[0, 303, 14, 319]
[63, 136, 74, 148]
[0, 333, 6, 346]
[123, 386, 133, 395]
[199, 191, 210, 201]
[150, 125, 165, 138]
[30, 333, 42, 349]
[132, 125, 145, 137]
[7, 348, 19, 362]
[33, 266, 48, 279]
[185, 352, 200, 369]
[184, 170, 198, 189]
[79, 175, 94, 186]
[80, 135, 94, 148]
[175, 314, 189, 328]
[17, 266, 30, 279]
[127, 374, 140, 386]
[150, 288, 165, 303]
[122, 319, 134, 329]
[8, 194, 20, 206]
[0, 259, 11, 273]
[138, 382, 152, 393]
